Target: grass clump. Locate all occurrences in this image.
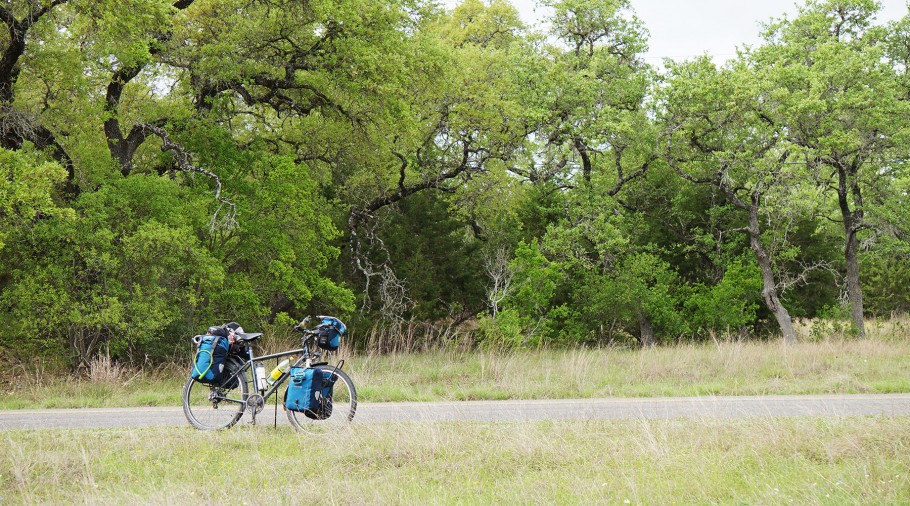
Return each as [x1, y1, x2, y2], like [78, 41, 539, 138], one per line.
[1, 417, 908, 504]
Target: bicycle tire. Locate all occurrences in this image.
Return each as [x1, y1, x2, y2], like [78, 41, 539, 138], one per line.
[286, 365, 357, 434]
[182, 371, 248, 430]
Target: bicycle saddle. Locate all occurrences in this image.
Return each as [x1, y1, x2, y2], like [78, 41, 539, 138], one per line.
[235, 332, 262, 341]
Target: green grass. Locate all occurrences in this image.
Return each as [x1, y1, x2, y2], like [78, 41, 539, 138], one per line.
[1, 417, 908, 504]
[2, 334, 910, 409]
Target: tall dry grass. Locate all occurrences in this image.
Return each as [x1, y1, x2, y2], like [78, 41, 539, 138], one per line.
[793, 313, 910, 342]
[360, 319, 478, 353]
[1, 316, 908, 408]
[350, 327, 910, 402]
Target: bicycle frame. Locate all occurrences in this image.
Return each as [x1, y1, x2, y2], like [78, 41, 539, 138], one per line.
[247, 348, 304, 400]
[217, 340, 326, 409]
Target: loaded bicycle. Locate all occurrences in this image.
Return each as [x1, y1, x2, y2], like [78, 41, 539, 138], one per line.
[182, 316, 356, 432]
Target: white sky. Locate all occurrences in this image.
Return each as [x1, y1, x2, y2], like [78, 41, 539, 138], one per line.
[445, 0, 910, 64]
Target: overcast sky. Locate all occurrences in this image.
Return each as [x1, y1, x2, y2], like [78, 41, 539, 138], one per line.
[445, 0, 910, 64]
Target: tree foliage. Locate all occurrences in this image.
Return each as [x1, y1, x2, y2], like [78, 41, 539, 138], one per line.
[1, 0, 910, 366]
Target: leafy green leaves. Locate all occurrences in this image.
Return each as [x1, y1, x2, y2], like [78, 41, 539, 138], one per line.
[4, 0, 910, 362]
[0, 149, 73, 251]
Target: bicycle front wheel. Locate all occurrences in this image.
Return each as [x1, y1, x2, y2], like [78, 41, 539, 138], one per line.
[183, 373, 248, 430]
[286, 365, 357, 434]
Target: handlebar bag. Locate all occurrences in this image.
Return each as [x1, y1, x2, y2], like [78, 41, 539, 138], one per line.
[315, 316, 346, 351]
[285, 366, 324, 416]
[191, 335, 230, 384]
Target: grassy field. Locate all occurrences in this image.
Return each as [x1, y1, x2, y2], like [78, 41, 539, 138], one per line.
[354, 334, 910, 401]
[2, 417, 907, 504]
[1, 330, 909, 409]
[2, 322, 908, 504]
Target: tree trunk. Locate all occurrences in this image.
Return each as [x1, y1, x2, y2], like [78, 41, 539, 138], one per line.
[747, 208, 797, 343]
[0, 23, 26, 105]
[637, 308, 655, 347]
[843, 226, 866, 336]
[837, 165, 866, 337]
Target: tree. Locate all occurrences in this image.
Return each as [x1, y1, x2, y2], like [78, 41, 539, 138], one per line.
[342, 0, 533, 321]
[662, 57, 813, 343]
[5, 0, 910, 361]
[507, 0, 680, 345]
[530, 0, 656, 190]
[748, 0, 910, 336]
[0, 0, 74, 191]
[0, 174, 223, 365]
[0, 0, 406, 364]
[484, 246, 513, 320]
[478, 240, 562, 347]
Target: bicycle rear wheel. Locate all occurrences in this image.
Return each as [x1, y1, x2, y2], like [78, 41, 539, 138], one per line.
[183, 372, 248, 430]
[286, 365, 357, 434]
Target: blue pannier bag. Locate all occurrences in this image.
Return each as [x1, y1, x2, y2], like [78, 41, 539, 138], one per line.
[285, 366, 324, 416]
[191, 335, 231, 384]
[308, 369, 338, 420]
[315, 316, 346, 351]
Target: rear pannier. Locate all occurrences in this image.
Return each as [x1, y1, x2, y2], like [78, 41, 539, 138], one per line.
[191, 335, 231, 384]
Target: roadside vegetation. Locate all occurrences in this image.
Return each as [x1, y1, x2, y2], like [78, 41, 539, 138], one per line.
[2, 320, 908, 409]
[2, 417, 907, 504]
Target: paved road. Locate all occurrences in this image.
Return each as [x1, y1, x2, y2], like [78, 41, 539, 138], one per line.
[1, 394, 909, 430]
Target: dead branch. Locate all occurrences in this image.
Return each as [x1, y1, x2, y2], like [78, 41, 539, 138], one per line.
[138, 123, 237, 233]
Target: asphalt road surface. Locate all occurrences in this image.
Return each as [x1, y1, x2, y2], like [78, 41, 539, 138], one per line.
[1, 394, 909, 430]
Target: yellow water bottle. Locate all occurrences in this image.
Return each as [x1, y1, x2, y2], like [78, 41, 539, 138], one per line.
[267, 357, 293, 385]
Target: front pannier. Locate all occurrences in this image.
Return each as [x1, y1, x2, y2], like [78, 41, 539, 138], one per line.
[285, 367, 324, 416]
[312, 369, 337, 419]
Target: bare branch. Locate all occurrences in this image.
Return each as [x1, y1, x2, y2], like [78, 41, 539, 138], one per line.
[483, 246, 513, 318]
[138, 123, 237, 233]
[776, 260, 839, 296]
